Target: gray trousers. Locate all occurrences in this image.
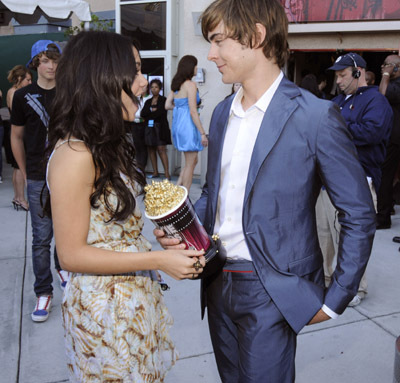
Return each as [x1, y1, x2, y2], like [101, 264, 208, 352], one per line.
[207, 260, 296, 383]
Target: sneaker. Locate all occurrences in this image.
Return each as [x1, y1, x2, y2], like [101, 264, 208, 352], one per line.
[31, 295, 52, 322]
[0, 176, 3, 183]
[57, 269, 70, 290]
[348, 295, 362, 307]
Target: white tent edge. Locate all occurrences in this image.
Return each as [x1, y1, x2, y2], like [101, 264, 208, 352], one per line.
[1, 0, 91, 22]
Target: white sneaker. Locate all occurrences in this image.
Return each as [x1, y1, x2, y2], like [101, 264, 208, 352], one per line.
[57, 269, 70, 290]
[31, 295, 52, 322]
[348, 295, 362, 307]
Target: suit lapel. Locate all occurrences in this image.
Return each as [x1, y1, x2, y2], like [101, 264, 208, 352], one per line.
[244, 78, 300, 204]
[208, 98, 232, 226]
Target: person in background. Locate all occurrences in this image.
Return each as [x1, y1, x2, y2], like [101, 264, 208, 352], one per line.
[299, 73, 321, 97]
[10, 40, 69, 322]
[127, 97, 148, 171]
[317, 73, 328, 99]
[320, 53, 393, 306]
[0, 90, 3, 184]
[46, 31, 205, 382]
[376, 55, 400, 231]
[141, 79, 172, 179]
[166, 55, 208, 191]
[366, 70, 376, 85]
[231, 82, 241, 95]
[6, 65, 32, 210]
[225, 83, 241, 99]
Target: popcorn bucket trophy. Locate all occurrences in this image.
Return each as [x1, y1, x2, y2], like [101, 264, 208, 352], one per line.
[144, 180, 226, 279]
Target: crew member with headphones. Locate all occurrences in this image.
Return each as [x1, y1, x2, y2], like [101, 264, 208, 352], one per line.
[316, 53, 393, 307]
[376, 54, 400, 232]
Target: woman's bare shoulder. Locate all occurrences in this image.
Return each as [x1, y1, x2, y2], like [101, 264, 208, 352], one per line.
[50, 140, 94, 177]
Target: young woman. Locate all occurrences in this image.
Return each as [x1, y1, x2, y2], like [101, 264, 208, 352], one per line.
[141, 79, 171, 179]
[6, 65, 32, 210]
[166, 55, 208, 191]
[46, 31, 205, 382]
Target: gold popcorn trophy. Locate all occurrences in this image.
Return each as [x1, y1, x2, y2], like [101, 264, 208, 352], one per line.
[144, 180, 226, 279]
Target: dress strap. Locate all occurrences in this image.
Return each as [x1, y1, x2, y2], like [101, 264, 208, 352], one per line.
[46, 139, 85, 192]
[55, 138, 85, 150]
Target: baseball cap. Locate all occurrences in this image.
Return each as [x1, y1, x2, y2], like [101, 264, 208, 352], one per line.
[27, 40, 62, 67]
[327, 53, 366, 71]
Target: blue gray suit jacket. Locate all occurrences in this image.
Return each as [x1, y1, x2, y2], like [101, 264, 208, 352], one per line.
[194, 76, 376, 334]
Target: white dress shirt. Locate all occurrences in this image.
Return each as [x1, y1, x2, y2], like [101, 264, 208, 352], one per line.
[214, 72, 283, 261]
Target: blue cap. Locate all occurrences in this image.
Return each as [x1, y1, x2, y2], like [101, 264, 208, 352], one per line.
[27, 40, 62, 67]
[328, 53, 367, 71]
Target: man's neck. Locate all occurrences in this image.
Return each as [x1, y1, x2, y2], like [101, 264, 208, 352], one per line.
[37, 77, 56, 90]
[241, 62, 281, 111]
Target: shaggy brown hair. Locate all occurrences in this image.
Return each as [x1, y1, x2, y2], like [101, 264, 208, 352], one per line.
[201, 0, 289, 68]
[29, 44, 61, 70]
[7, 65, 32, 85]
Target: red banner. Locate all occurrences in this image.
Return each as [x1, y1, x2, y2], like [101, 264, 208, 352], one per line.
[279, 0, 400, 22]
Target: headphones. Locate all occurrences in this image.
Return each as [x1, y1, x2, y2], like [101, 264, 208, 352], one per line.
[346, 54, 361, 79]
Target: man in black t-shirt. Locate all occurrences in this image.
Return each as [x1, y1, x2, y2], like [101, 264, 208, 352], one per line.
[11, 40, 69, 322]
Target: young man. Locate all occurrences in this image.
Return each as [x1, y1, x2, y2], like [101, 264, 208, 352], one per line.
[11, 40, 69, 322]
[376, 54, 400, 231]
[156, 0, 376, 381]
[320, 53, 392, 306]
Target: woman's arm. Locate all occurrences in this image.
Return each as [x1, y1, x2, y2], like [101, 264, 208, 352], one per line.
[48, 142, 205, 279]
[141, 97, 166, 120]
[6, 88, 15, 110]
[186, 81, 208, 147]
[11, 125, 26, 178]
[165, 91, 175, 110]
[140, 98, 152, 118]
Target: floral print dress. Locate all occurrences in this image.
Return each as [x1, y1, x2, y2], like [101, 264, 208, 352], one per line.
[59, 166, 177, 382]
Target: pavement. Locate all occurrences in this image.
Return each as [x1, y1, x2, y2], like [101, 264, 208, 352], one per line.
[1, 159, 400, 383]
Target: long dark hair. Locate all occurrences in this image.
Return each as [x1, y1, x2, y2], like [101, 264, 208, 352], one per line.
[170, 55, 197, 91]
[46, 31, 146, 222]
[299, 74, 320, 98]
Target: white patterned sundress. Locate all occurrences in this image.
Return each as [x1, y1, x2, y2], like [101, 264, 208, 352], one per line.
[51, 140, 177, 383]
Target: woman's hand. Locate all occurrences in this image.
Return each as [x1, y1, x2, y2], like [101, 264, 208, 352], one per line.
[158, 250, 206, 280]
[201, 134, 209, 147]
[153, 228, 206, 280]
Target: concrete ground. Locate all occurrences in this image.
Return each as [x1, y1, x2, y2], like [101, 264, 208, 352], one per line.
[0, 160, 399, 383]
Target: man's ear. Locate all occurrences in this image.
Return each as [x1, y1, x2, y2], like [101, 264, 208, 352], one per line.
[254, 23, 267, 49]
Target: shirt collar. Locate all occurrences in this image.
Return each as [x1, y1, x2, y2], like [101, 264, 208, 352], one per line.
[230, 71, 284, 117]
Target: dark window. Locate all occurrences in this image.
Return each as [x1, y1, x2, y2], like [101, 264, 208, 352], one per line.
[142, 57, 165, 95]
[121, 3, 166, 50]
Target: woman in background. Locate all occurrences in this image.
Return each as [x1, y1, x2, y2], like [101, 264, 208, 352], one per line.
[225, 82, 241, 99]
[166, 55, 208, 191]
[46, 31, 205, 382]
[6, 65, 32, 210]
[141, 79, 171, 179]
[299, 73, 321, 98]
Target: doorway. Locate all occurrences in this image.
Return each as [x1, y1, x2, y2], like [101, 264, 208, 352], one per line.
[287, 50, 395, 98]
